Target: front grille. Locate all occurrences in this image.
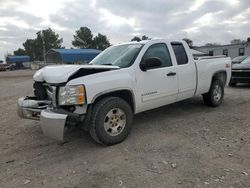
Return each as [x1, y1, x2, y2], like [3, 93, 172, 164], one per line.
[46, 85, 57, 107]
[46, 86, 55, 100]
[33, 82, 47, 100]
[33, 82, 57, 106]
[46, 85, 53, 93]
[232, 71, 250, 78]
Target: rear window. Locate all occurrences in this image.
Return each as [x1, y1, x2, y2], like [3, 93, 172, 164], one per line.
[171, 43, 188, 65]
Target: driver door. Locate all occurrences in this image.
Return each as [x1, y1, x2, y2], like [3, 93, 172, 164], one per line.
[137, 43, 179, 112]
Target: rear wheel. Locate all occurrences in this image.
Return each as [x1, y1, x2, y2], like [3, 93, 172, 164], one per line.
[89, 97, 133, 145]
[203, 79, 224, 107]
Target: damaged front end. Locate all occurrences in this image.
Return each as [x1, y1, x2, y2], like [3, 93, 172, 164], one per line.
[17, 64, 119, 141]
[17, 96, 68, 141]
[17, 96, 50, 120]
[17, 81, 85, 141]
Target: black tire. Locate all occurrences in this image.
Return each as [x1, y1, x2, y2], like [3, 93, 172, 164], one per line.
[89, 97, 133, 146]
[203, 79, 224, 107]
[229, 79, 237, 87]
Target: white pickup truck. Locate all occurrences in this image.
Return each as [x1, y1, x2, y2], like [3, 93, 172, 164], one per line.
[17, 39, 231, 145]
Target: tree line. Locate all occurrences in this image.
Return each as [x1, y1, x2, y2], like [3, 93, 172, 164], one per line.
[13, 26, 152, 61]
[13, 27, 112, 61]
[14, 25, 249, 61]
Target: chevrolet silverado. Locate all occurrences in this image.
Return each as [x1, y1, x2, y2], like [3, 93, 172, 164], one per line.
[17, 39, 231, 145]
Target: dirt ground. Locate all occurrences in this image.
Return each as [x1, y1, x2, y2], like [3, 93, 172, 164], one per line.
[0, 70, 249, 188]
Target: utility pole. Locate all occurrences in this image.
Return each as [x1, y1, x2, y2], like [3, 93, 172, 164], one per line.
[41, 30, 46, 64]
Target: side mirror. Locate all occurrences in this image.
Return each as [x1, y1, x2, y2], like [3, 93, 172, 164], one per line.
[140, 57, 162, 71]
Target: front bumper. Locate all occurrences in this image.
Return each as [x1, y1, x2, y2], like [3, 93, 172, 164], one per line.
[17, 97, 74, 141]
[40, 110, 67, 141]
[231, 70, 250, 83]
[17, 97, 50, 120]
[231, 77, 250, 83]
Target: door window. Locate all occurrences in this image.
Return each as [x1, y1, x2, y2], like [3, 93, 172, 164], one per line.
[239, 48, 245, 56]
[143, 43, 172, 68]
[209, 50, 214, 56]
[223, 49, 228, 56]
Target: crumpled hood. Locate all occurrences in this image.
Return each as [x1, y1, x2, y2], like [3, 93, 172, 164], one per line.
[33, 64, 120, 84]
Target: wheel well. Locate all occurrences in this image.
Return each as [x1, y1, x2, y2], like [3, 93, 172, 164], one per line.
[212, 71, 227, 86]
[92, 90, 135, 112]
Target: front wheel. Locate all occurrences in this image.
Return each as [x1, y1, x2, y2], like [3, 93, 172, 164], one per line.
[203, 79, 224, 107]
[89, 97, 133, 145]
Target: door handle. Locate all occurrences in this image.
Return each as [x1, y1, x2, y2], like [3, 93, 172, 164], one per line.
[167, 72, 176, 76]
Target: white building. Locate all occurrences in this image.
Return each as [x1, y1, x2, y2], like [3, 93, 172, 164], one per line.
[195, 42, 250, 58]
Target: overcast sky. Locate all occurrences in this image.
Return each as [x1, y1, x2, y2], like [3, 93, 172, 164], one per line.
[0, 0, 250, 61]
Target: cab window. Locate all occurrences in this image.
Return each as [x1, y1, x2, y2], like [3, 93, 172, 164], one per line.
[143, 43, 172, 68]
[171, 43, 188, 65]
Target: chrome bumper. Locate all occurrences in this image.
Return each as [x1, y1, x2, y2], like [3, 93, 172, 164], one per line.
[40, 110, 67, 141]
[17, 97, 50, 120]
[17, 97, 68, 141]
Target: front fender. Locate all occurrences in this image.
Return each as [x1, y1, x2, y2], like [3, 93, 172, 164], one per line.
[67, 69, 137, 106]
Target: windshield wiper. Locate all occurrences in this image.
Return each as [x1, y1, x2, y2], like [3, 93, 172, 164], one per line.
[100, 63, 113, 66]
[90, 63, 120, 67]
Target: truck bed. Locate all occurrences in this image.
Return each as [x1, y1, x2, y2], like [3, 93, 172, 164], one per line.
[194, 56, 231, 96]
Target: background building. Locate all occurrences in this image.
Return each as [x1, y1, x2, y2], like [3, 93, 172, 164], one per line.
[6, 55, 31, 69]
[195, 42, 250, 58]
[45, 49, 101, 64]
[190, 49, 207, 58]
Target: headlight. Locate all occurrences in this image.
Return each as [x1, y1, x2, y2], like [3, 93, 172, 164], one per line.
[58, 85, 86, 106]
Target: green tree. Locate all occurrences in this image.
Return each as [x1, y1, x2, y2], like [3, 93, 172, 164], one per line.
[36, 28, 63, 60]
[182, 38, 193, 48]
[131, 35, 150, 42]
[141, 35, 150, 40]
[72, 27, 94, 48]
[15, 28, 63, 61]
[93, 33, 111, 50]
[72, 27, 110, 50]
[13, 48, 27, 56]
[37, 28, 63, 51]
[131, 36, 141, 42]
[23, 39, 37, 60]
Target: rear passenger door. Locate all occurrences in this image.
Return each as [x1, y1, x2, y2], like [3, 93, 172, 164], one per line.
[171, 42, 196, 100]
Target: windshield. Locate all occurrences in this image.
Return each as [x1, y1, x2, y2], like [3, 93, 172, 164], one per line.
[241, 57, 250, 64]
[90, 44, 143, 68]
[232, 55, 248, 63]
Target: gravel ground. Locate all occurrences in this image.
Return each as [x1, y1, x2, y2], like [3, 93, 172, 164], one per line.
[0, 70, 249, 188]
